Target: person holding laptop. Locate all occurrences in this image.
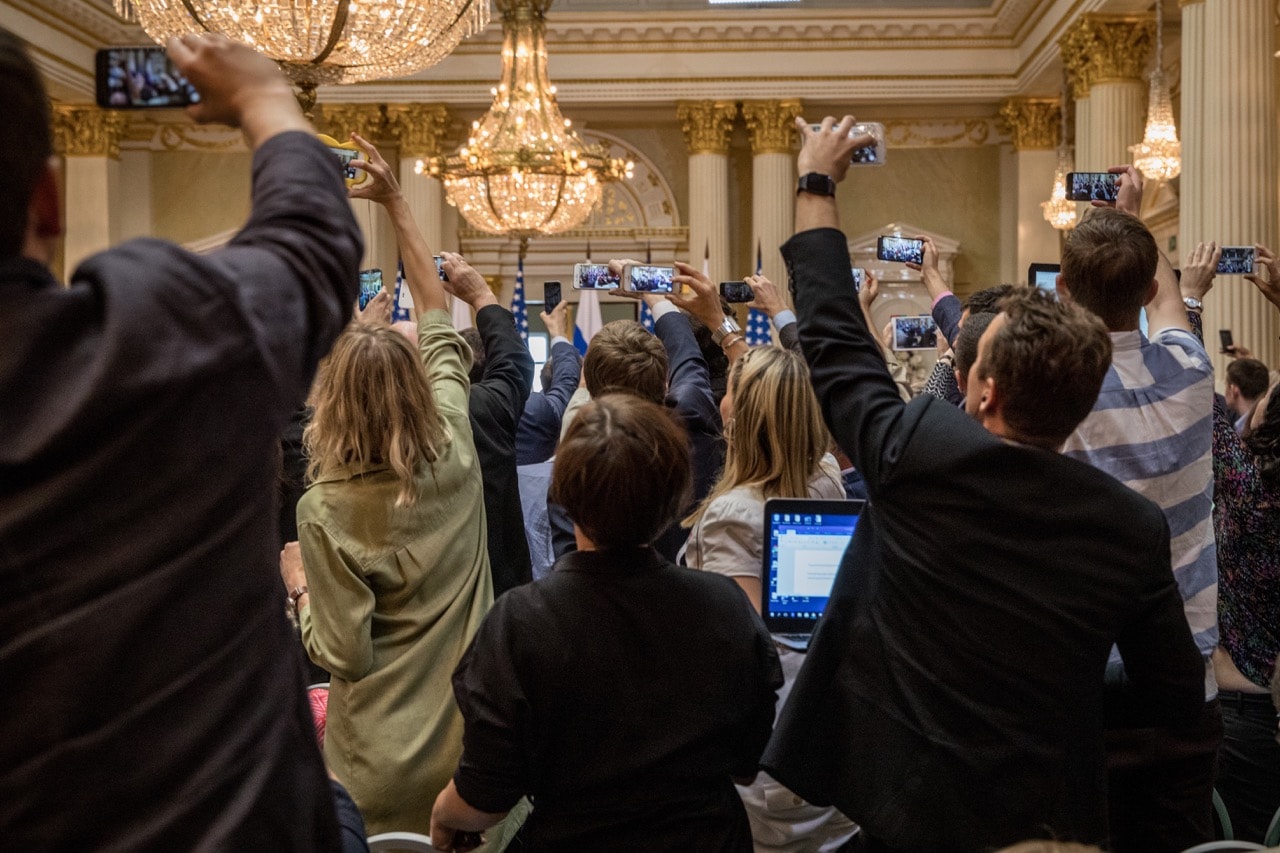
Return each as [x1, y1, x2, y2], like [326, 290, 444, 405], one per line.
[760, 117, 1205, 852]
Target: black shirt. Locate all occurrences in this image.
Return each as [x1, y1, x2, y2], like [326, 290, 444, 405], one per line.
[452, 547, 783, 852]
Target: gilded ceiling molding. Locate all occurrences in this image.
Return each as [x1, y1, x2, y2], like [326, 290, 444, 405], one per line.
[997, 98, 1060, 151]
[677, 101, 737, 156]
[53, 106, 126, 158]
[317, 104, 388, 143]
[880, 118, 1003, 148]
[122, 117, 246, 152]
[385, 104, 452, 158]
[742, 100, 804, 155]
[1059, 14, 1155, 100]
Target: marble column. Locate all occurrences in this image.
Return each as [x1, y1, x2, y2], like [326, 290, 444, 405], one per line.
[677, 101, 737, 285]
[319, 104, 396, 273]
[53, 106, 126, 279]
[1060, 15, 1153, 171]
[1178, 0, 1207, 266]
[1199, 0, 1279, 371]
[742, 99, 803, 303]
[999, 98, 1063, 279]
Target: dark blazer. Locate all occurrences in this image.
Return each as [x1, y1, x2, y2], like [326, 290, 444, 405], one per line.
[514, 339, 581, 466]
[761, 228, 1204, 852]
[931, 292, 964, 347]
[468, 304, 535, 597]
[549, 309, 723, 562]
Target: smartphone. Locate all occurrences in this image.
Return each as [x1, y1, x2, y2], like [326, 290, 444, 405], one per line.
[877, 236, 925, 266]
[96, 47, 200, 109]
[432, 255, 448, 282]
[621, 264, 675, 294]
[328, 147, 359, 182]
[572, 263, 619, 291]
[1217, 246, 1255, 275]
[1065, 172, 1119, 203]
[544, 281, 562, 313]
[1028, 262, 1060, 295]
[358, 269, 384, 310]
[720, 281, 754, 303]
[891, 315, 939, 351]
[811, 122, 887, 166]
[851, 268, 865, 292]
[1219, 329, 1234, 353]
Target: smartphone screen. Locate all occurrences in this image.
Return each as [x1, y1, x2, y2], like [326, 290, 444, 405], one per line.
[544, 281, 562, 313]
[328, 147, 359, 181]
[891, 315, 938, 351]
[851, 268, 865, 292]
[720, 282, 754, 303]
[432, 255, 448, 282]
[877, 236, 924, 266]
[810, 122, 886, 166]
[1219, 329, 1234, 353]
[623, 264, 675, 294]
[95, 47, 200, 109]
[358, 269, 384, 310]
[1065, 172, 1119, 203]
[573, 263, 619, 290]
[1217, 246, 1255, 275]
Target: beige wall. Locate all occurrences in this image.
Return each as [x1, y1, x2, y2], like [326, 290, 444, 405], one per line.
[149, 151, 252, 246]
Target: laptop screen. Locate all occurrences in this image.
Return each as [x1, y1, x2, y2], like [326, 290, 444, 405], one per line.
[762, 498, 863, 631]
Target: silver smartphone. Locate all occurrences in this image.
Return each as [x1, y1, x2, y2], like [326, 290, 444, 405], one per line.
[621, 263, 675, 294]
[572, 263, 619, 290]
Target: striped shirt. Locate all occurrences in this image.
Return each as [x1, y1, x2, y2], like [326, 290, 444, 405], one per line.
[1062, 327, 1218, 700]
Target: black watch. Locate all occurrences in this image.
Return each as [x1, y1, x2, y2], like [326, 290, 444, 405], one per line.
[797, 172, 837, 197]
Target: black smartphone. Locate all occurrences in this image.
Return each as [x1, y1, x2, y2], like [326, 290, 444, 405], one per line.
[95, 47, 200, 109]
[432, 255, 448, 282]
[1219, 329, 1234, 353]
[544, 281, 562, 313]
[720, 281, 754, 303]
[877, 236, 924, 266]
[1217, 246, 1255, 275]
[358, 269, 384, 310]
[1065, 172, 1119, 203]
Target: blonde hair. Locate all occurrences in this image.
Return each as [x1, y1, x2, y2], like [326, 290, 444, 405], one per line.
[305, 324, 449, 506]
[685, 346, 829, 527]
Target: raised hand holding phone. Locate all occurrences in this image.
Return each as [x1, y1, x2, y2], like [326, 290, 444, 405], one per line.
[439, 252, 497, 310]
[541, 298, 570, 339]
[346, 133, 403, 205]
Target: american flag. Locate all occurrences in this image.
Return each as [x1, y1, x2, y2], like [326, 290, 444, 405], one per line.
[511, 256, 529, 342]
[639, 301, 655, 332]
[745, 240, 772, 346]
[392, 259, 413, 322]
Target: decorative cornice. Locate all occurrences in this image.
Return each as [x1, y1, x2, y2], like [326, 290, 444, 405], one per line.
[997, 98, 1061, 151]
[1059, 14, 1154, 100]
[317, 104, 388, 143]
[53, 106, 126, 158]
[121, 117, 246, 152]
[676, 101, 737, 156]
[385, 104, 452, 158]
[881, 118, 1005, 148]
[742, 100, 804, 155]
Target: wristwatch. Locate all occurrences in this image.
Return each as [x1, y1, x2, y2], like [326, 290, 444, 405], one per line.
[796, 173, 837, 197]
[711, 316, 742, 345]
[1183, 296, 1204, 312]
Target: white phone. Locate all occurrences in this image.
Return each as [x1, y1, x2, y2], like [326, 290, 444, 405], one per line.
[572, 262, 619, 290]
[621, 263, 675, 294]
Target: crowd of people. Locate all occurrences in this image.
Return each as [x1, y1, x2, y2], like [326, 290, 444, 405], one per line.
[3, 29, 1279, 853]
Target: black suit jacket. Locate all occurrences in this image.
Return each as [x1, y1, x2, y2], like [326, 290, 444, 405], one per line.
[468, 304, 534, 597]
[514, 339, 581, 466]
[761, 228, 1203, 852]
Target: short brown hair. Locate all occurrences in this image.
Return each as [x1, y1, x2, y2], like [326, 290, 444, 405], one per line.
[583, 320, 668, 405]
[1, 28, 53, 258]
[1061, 208, 1157, 330]
[550, 394, 690, 549]
[1227, 358, 1270, 400]
[978, 287, 1112, 448]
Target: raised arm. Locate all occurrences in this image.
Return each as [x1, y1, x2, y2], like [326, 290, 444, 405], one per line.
[906, 237, 962, 346]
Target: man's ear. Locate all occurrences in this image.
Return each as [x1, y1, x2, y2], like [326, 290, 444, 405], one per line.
[1144, 277, 1159, 306]
[1054, 274, 1072, 303]
[976, 373, 998, 418]
[954, 367, 967, 395]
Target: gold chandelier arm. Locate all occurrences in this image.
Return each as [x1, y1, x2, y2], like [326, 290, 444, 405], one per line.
[178, 0, 209, 30]
[313, 0, 351, 65]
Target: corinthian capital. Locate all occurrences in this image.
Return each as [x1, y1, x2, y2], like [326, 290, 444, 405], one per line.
[1059, 14, 1154, 100]
[998, 98, 1062, 151]
[677, 101, 737, 156]
[317, 104, 387, 143]
[53, 106, 127, 158]
[386, 104, 452, 158]
[742, 100, 804, 155]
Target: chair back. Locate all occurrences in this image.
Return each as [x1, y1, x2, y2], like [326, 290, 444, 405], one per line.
[368, 831, 434, 852]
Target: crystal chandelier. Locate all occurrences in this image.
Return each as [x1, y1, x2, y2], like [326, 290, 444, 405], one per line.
[422, 0, 632, 241]
[112, 0, 488, 109]
[1130, 0, 1181, 182]
[1042, 82, 1078, 231]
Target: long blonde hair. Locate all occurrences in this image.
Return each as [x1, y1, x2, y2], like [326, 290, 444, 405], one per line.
[305, 323, 449, 506]
[685, 346, 829, 527]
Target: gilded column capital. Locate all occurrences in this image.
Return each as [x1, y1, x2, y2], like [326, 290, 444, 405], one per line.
[742, 99, 804, 155]
[317, 104, 387, 143]
[677, 100, 737, 156]
[997, 98, 1061, 151]
[53, 106, 127, 158]
[386, 104, 452, 157]
[1059, 14, 1154, 100]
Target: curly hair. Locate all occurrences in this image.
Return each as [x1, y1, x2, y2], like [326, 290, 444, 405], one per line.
[1244, 384, 1280, 488]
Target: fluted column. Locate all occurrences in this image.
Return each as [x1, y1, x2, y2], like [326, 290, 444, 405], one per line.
[678, 101, 736, 285]
[320, 104, 395, 272]
[1199, 0, 1279, 371]
[1061, 15, 1153, 171]
[388, 104, 452, 254]
[743, 99, 803, 304]
[53, 106, 126, 278]
[999, 98, 1063, 279]
[1179, 0, 1206, 265]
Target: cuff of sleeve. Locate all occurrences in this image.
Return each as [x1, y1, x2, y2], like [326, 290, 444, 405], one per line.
[931, 291, 954, 309]
[453, 766, 523, 816]
[772, 309, 797, 329]
[551, 335, 572, 349]
[649, 300, 680, 322]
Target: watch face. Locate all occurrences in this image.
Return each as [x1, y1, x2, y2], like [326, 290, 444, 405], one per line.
[798, 173, 835, 196]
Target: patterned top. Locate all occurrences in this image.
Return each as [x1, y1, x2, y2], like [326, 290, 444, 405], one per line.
[1061, 327, 1218, 699]
[1211, 393, 1280, 689]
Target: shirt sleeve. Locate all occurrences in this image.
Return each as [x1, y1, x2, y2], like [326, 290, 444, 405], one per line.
[1152, 326, 1213, 372]
[686, 496, 761, 579]
[297, 520, 376, 682]
[418, 309, 475, 425]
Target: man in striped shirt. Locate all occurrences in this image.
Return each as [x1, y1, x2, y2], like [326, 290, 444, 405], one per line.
[1057, 167, 1220, 853]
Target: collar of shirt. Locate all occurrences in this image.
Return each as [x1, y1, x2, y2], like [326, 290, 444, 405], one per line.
[1109, 329, 1144, 352]
[556, 546, 667, 575]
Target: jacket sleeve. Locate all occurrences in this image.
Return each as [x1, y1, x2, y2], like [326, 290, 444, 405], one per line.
[932, 293, 964, 347]
[297, 520, 376, 682]
[654, 310, 722, 443]
[515, 341, 582, 465]
[778, 320, 802, 354]
[472, 304, 535, 436]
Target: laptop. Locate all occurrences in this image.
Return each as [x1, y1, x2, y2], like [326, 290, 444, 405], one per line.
[761, 498, 865, 652]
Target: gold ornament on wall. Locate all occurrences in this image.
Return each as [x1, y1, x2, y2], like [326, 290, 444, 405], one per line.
[1059, 14, 1154, 100]
[386, 104, 452, 158]
[317, 105, 388, 145]
[742, 100, 803, 155]
[53, 106, 127, 158]
[997, 98, 1061, 152]
[677, 101, 738, 156]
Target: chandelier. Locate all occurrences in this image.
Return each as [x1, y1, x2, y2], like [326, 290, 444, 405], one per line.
[1130, 0, 1181, 182]
[421, 0, 632, 241]
[1042, 77, 1078, 231]
[112, 0, 488, 109]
